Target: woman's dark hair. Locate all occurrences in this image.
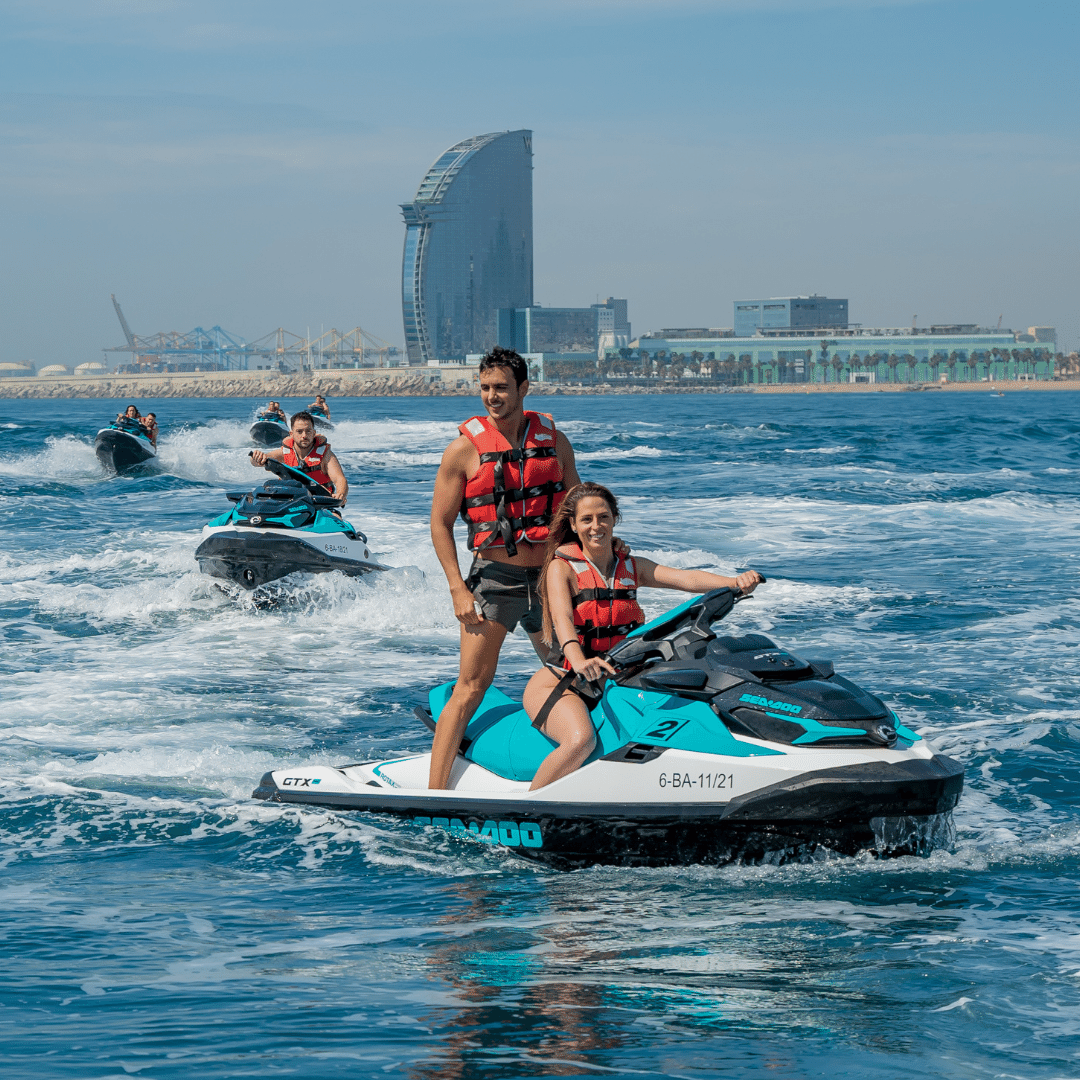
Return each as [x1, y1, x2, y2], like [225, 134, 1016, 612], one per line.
[478, 346, 528, 387]
[290, 410, 315, 428]
[538, 482, 621, 646]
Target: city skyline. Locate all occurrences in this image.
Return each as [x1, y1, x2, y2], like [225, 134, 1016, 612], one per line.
[1, 0, 1077, 366]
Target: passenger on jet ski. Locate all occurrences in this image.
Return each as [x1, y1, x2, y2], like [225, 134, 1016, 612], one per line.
[141, 412, 158, 447]
[258, 401, 287, 422]
[523, 482, 764, 790]
[116, 404, 141, 423]
[250, 411, 348, 503]
[307, 395, 331, 420]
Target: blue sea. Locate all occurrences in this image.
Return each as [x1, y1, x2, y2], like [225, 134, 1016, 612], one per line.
[1, 389, 1078, 1079]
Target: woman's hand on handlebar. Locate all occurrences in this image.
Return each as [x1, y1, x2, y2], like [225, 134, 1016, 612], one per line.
[572, 655, 617, 683]
[734, 570, 765, 595]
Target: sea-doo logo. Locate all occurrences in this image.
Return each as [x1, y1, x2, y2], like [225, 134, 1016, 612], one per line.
[739, 693, 802, 715]
[282, 776, 322, 787]
[413, 816, 543, 849]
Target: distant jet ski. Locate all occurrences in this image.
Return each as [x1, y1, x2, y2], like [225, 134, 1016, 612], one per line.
[312, 415, 334, 432]
[94, 417, 157, 474]
[249, 414, 290, 447]
[196, 456, 387, 590]
[254, 588, 964, 869]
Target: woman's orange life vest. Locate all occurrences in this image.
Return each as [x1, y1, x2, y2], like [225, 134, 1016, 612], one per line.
[282, 434, 332, 488]
[458, 412, 565, 557]
[555, 544, 644, 661]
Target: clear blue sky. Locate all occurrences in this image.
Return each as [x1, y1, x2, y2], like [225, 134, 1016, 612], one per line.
[1, 0, 1077, 365]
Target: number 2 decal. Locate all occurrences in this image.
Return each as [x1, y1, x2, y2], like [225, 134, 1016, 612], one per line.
[643, 718, 689, 741]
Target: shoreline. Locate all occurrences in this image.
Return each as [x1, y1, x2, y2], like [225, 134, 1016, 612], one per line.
[0, 369, 1076, 400]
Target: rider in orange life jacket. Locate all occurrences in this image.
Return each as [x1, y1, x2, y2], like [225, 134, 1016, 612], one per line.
[428, 347, 596, 791]
[523, 482, 765, 791]
[249, 411, 348, 502]
[141, 412, 158, 447]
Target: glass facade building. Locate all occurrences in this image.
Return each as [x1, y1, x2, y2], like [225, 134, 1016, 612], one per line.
[734, 296, 848, 337]
[618, 328, 1055, 384]
[401, 130, 533, 365]
[497, 307, 599, 354]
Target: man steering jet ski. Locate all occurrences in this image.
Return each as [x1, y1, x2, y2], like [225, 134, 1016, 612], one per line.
[253, 484, 963, 867]
[250, 411, 347, 503]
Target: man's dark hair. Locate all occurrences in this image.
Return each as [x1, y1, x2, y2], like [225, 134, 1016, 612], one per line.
[478, 346, 529, 387]
[291, 410, 315, 428]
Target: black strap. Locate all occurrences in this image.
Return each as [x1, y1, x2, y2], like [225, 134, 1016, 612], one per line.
[477, 446, 557, 465]
[531, 668, 579, 730]
[571, 587, 637, 607]
[462, 480, 564, 509]
[578, 621, 643, 654]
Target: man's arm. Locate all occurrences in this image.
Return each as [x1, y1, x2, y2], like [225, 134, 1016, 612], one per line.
[250, 448, 285, 466]
[321, 450, 348, 501]
[431, 436, 483, 625]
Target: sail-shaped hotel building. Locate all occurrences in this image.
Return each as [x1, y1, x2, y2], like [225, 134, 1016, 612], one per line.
[401, 130, 533, 365]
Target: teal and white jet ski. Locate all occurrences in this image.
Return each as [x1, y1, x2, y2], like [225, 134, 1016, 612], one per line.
[254, 589, 964, 867]
[196, 457, 387, 590]
[95, 417, 157, 474]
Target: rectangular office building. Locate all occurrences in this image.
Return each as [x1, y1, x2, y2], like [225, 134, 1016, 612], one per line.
[734, 296, 848, 338]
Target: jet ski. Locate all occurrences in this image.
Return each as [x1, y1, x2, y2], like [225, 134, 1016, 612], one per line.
[249, 414, 290, 447]
[94, 417, 157, 474]
[196, 457, 388, 590]
[309, 409, 334, 432]
[254, 588, 964, 868]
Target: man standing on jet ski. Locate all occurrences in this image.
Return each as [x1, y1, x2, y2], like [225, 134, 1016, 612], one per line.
[524, 482, 765, 789]
[428, 346, 589, 790]
[250, 411, 348, 502]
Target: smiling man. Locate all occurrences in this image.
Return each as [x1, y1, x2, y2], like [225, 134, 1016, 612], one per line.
[428, 346, 581, 790]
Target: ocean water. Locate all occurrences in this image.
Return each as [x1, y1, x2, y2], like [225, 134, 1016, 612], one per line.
[1, 390, 1078, 1079]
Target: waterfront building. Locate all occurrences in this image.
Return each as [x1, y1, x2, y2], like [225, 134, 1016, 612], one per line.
[400, 130, 533, 365]
[612, 325, 1055, 384]
[734, 296, 848, 338]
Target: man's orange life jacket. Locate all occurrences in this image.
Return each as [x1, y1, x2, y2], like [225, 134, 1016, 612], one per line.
[555, 544, 644, 660]
[458, 412, 565, 557]
[282, 434, 332, 488]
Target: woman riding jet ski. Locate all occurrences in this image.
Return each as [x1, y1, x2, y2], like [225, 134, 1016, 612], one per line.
[95, 404, 158, 474]
[249, 401, 290, 447]
[254, 484, 963, 868]
[197, 414, 385, 589]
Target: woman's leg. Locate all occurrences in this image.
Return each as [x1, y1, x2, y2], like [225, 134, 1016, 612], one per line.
[523, 668, 597, 790]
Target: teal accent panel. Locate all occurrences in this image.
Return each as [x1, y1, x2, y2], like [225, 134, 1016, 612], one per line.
[307, 512, 354, 535]
[429, 681, 456, 722]
[206, 511, 234, 528]
[625, 594, 705, 639]
[603, 686, 782, 757]
[792, 717, 869, 744]
[891, 711, 922, 742]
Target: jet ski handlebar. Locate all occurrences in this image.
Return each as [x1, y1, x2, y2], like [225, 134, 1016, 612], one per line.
[604, 582, 765, 673]
[249, 452, 339, 502]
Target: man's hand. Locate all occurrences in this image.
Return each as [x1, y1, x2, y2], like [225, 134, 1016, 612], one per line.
[451, 583, 483, 625]
[251, 450, 268, 466]
[613, 535, 631, 556]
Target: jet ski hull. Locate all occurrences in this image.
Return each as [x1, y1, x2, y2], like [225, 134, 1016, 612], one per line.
[249, 420, 289, 447]
[252, 751, 963, 869]
[95, 428, 157, 474]
[196, 528, 385, 589]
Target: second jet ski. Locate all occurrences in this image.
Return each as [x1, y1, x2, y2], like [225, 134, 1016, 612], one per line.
[254, 588, 964, 868]
[196, 457, 387, 589]
[249, 413, 290, 447]
[95, 416, 157, 474]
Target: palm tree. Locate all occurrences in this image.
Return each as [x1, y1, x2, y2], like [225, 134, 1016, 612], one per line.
[886, 352, 901, 383]
[831, 353, 845, 384]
